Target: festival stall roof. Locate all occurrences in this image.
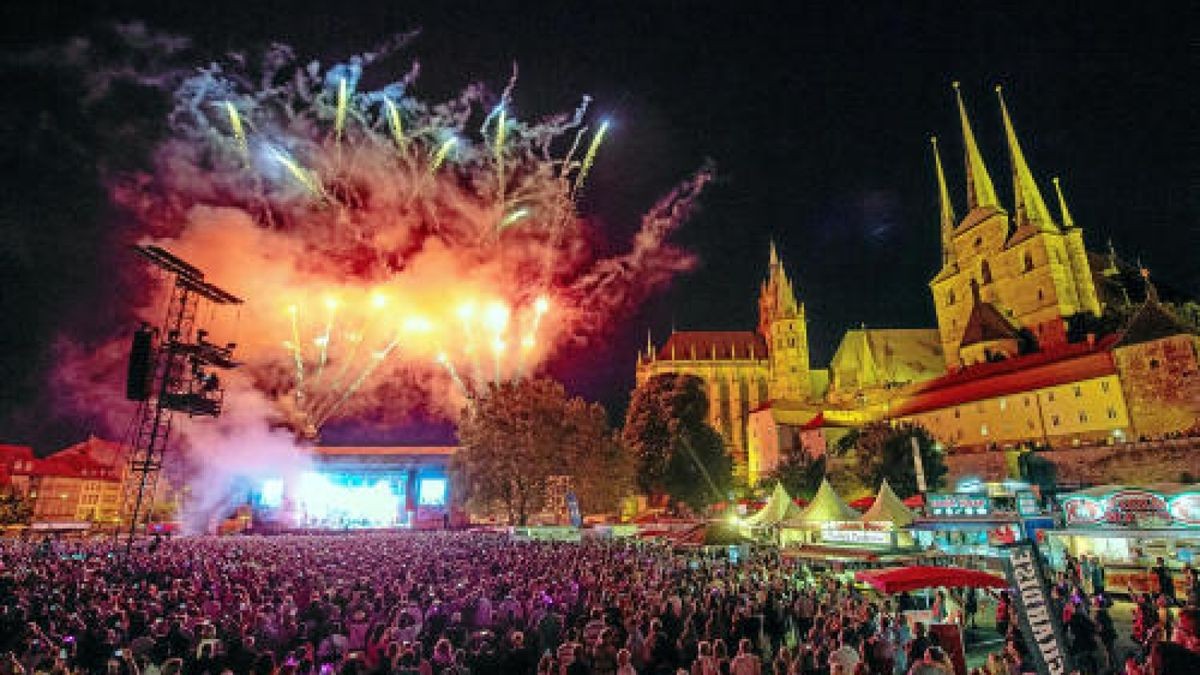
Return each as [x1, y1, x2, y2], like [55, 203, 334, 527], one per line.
[744, 483, 805, 526]
[861, 480, 916, 527]
[854, 566, 1009, 594]
[783, 479, 860, 526]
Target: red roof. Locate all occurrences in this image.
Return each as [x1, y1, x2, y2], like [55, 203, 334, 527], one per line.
[960, 301, 1020, 346]
[799, 413, 826, 431]
[893, 336, 1119, 417]
[657, 331, 767, 361]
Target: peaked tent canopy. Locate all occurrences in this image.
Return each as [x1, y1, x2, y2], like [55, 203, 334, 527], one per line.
[861, 479, 916, 527]
[785, 479, 860, 525]
[854, 566, 1008, 594]
[745, 483, 805, 526]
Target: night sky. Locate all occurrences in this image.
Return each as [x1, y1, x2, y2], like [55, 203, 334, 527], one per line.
[1, 2, 1194, 450]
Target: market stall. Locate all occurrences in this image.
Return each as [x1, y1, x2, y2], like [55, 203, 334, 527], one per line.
[779, 479, 860, 546]
[1048, 484, 1200, 595]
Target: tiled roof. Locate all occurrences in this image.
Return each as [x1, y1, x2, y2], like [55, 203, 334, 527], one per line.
[893, 335, 1119, 417]
[1115, 300, 1195, 348]
[960, 301, 1020, 346]
[656, 331, 768, 362]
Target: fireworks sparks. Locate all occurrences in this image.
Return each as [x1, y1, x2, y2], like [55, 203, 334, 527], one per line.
[108, 36, 711, 437]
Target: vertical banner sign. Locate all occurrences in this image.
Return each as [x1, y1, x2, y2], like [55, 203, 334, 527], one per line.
[911, 437, 928, 493]
[565, 491, 582, 528]
[1002, 541, 1072, 675]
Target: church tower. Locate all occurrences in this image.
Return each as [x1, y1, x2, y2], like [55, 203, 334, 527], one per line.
[758, 242, 811, 400]
[930, 84, 1102, 369]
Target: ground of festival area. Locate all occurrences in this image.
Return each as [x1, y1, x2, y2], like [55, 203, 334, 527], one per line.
[964, 601, 1138, 670]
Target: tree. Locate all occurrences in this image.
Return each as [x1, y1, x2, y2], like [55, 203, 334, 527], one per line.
[0, 489, 33, 526]
[454, 377, 633, 525]
[761, 448, 826, 502]
[622, 373, 732, 512]
[840, 421, 947, 499]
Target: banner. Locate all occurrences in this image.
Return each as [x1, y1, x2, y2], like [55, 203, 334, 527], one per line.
[1001, 541, 1072, 675]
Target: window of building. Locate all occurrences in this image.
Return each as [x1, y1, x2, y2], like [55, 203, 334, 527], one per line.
[1037, 288, 1045, 302]
[1107, 407, 1118, 420]
[1027, 420, 1036, 430]
[1101, 381, 1110, 393]
[1023, 251, 1034, 272]
[999, 398, 1008, 411]
[974, 236, 983, 249]
[976, 402, 985, 413]
[1079, 411, 1089, 423]
[1074, 385, 1083, 398]
[980, 424, 989, 437]
[947, 289, 956, 306]
[1150, 358, 1161, 369]
[1024, 397, 1031, 407]
[981, 260, 993, 284]
[1047, 391, 1055, 402]
[1051, 415, 1061, 427]
[954, 409, 961, 419]
[788, 338, 796, 348]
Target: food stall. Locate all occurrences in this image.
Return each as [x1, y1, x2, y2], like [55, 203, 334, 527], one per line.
[1048, 484, 1200, 595]
[909, 492, 1025, 561]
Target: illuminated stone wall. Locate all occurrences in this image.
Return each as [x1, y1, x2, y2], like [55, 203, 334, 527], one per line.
[1114, 335, 1200, 438]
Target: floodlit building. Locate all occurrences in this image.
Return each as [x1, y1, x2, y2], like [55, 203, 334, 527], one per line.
[633, 85, 1199, 488]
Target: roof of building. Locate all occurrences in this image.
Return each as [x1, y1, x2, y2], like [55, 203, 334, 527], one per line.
[893, 335, 1119, 417]
[655, 331, 768, 362]
[829, 328, 944, 391]
[960, 301, 1020, 346]
[1114, 297, 1195, 348]
[33, 445, 120, 480]
[0, 445, 35, 464]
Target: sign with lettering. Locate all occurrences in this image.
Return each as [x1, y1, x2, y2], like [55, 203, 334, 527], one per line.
[1061, 489, 1182, 528]
[1002, 542, 1072, 675]
[927, 493, 991, 516]
[821, 529, 892, 545]
[1015, 491, 1040, 517]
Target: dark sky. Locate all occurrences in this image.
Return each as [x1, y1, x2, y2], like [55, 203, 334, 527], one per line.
[1, 1, 1195, 449]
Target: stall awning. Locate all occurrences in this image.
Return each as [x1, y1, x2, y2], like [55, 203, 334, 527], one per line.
[855, 566, 1009, 593]
[1047, 527, 1200, 539]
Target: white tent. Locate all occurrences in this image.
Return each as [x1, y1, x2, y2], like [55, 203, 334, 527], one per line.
[860, 479, 916, 527]
[744, 482, 804, 527]
[784, 478, 860, 526]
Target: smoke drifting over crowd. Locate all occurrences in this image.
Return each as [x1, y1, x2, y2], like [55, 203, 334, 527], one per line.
[61, 30, 710, 443]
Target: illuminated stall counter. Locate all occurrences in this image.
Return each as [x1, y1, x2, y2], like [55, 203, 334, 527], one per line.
[1048, 484, 1200, 596]
[909, 492, 1028, 558]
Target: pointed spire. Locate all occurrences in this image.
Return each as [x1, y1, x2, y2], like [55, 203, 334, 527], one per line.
[1140, 265, 1160, 304]
[996, 85, 1055, 232]
[1051, 176, 1075, 229]
[931, 136, 957, 267]
[646, 329, 654, 360]
[953, 82, 999, 210]
[769, 239, 780, 268]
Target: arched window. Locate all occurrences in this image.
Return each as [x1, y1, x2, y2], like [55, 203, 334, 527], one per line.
[981, 260, 993, 284]
[947, 289, 956, 306]
[1037, 288, 1044, 302]
[1023, 251, 1034, 272]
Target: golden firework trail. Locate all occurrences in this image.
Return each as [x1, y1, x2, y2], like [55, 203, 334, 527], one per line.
[287, 305, 305, 402]
[270, 148, 323, 197]
[572, 119, 609, 198]
[335, 77, 348, 142]
[495, 106, 507, 201]
[429, 137, 457, 173]
[383, 97, 405, 147]
[311, 335, 401, 429]
[224, 101, 248, 160]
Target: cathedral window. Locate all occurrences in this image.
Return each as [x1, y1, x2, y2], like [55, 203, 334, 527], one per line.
[1037, 288, 1045, 302]
[974, 236, 983, 249]
[947, 289, 956, 306]
[981, 260, 993, 285]
[1023, 251, 1034, 272]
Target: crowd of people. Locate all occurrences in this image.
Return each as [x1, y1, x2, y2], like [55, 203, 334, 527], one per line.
[0, 533, 1197, 675]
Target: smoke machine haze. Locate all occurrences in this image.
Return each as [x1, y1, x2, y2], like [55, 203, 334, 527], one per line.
[98, 34, 711, 437]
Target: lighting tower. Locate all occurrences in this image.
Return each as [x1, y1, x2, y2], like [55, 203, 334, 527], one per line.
[119, 245, 242, 552]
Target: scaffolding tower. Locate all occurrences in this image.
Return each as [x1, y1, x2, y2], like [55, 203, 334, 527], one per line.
[118, 245, 242, 552]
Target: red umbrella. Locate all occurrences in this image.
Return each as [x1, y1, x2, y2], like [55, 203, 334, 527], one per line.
[854, 566, 1009, 594]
